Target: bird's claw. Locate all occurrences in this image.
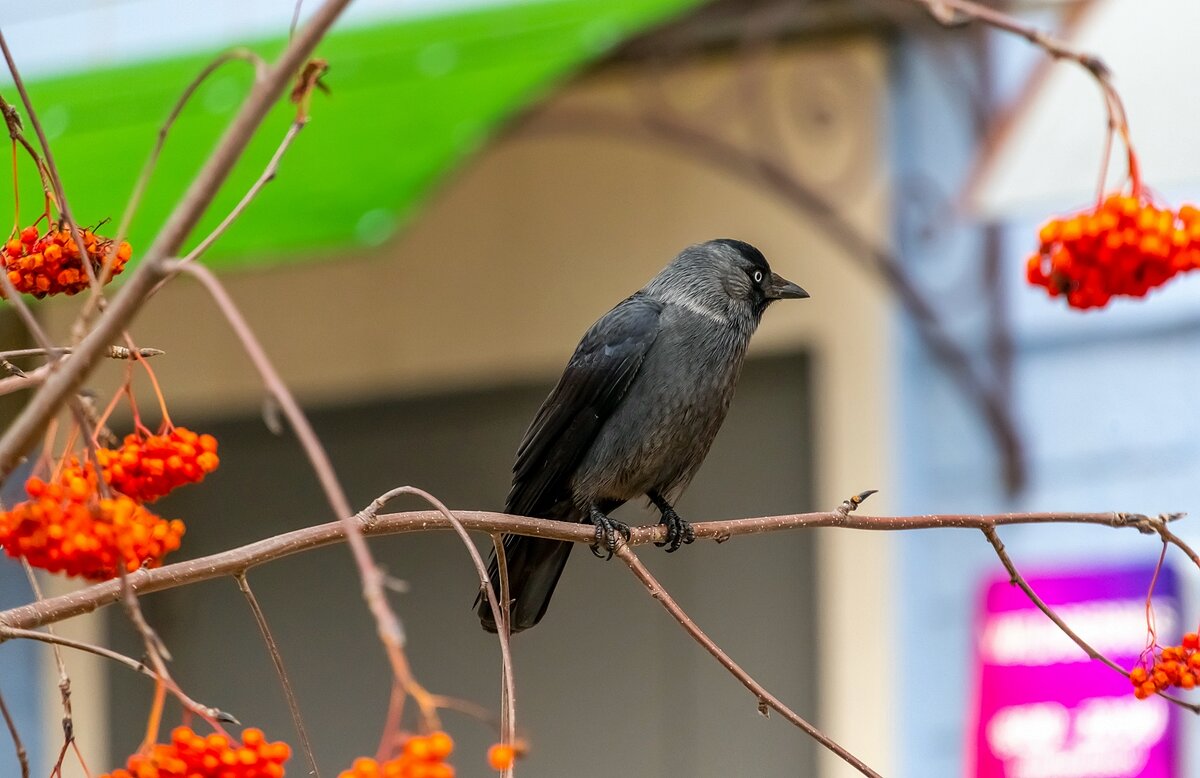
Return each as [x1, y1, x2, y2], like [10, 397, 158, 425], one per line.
[588, 511, 630, 560]
[655, 508, 695, 553]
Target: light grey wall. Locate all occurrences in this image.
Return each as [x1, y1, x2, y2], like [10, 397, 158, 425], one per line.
[891, 18, 1200, 778]
[104, 353, 818, 777]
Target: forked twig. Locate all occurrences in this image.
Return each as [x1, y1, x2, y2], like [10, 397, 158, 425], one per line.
[360, 486, 516, 757]
[982, 526, 1200, 714]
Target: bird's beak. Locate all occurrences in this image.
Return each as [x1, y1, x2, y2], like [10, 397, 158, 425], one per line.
[766, 272, 809, 300]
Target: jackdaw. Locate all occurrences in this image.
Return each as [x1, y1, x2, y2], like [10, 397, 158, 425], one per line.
[478, 239, 808, 633]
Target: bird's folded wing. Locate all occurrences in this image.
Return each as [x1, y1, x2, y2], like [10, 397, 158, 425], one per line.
[506, 293, 663, 517]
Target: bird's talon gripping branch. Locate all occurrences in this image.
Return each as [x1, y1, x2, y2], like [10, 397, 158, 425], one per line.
[656, 508, 695, 553]
[648, 490, 695, 553]
[588, 508, 629, 560]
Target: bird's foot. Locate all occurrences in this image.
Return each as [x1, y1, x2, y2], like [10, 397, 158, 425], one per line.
[655, 507, 695, 553]
[587, 509, 630, 560]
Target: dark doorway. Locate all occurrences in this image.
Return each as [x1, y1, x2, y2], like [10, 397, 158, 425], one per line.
[107, 352, 818, 776]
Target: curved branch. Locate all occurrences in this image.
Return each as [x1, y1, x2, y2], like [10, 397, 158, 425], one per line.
[0, 508, 1178, 632]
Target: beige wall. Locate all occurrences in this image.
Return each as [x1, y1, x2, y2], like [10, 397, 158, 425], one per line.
[43, 35, 896, 777]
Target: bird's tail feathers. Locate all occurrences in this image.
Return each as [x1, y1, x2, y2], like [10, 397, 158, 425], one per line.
[477, 532, 574, 634]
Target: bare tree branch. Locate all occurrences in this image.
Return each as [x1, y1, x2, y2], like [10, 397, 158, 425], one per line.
[0, 507, 1180, 633]
[981, 527, 1200, 714]
[0, 624, 235, 726]
[615, 543, 880, 777]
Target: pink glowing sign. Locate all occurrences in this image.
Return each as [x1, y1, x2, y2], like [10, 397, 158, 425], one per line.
[971, 564, 1179, 778]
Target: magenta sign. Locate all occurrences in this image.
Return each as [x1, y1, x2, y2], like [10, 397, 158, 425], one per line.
[971, 564, 1179, 777]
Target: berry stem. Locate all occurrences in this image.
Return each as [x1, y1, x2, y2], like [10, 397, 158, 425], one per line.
[138, 674, 166, 753]
[1144, 540, 1169, 651]
[92, 372, 131, 447]
[124, 384, 153, 439]
[50, 423, 79, 484]
[1094, 123, 1114, 209]
[1126, 142, 1143, 200]
[134, 351, 173, 432]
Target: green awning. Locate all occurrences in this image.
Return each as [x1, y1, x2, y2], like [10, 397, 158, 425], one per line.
[10, 0, 704, 269]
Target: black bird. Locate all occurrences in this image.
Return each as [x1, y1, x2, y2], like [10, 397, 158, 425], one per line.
[478, 239, 808, 633]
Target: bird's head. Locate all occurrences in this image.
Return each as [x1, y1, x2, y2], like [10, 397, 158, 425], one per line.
[652, 239, 809, 322]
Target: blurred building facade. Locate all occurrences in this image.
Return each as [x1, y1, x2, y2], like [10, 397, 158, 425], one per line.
[2, 1, 1198, 777]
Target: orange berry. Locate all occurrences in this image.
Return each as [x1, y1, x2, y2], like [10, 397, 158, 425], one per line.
[405, 736, 433, 761]
[487, 744, 515, 771]
[426, 732, 453, 760]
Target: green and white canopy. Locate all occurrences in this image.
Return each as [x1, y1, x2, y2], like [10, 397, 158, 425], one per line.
[3, 0, 703, 267]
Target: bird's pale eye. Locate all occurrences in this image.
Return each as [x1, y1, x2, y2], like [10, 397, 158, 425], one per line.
[752, 270, 763, 283]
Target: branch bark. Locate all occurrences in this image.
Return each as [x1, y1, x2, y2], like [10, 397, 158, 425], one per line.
[0, 508, 1178, 633]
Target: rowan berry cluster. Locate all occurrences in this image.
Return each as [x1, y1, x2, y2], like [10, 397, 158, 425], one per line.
[97, 427, 220, 503]
[2, 224, 131, 298]
[100, 726, 291, 778]
[340, 732, 456, 778]
[1130, 632, 1200, 699]
[1027, 195, 1200, 309]
[0, 471, 184, 581]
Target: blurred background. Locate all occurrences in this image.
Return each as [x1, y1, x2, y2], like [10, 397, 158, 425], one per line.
[0, 0, 1199, 776]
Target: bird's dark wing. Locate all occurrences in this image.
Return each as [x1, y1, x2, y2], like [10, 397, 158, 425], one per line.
[506, 293, 663, 517]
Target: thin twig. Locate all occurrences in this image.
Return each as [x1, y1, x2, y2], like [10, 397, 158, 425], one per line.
[491, 533, 516, 778]
[360, 486, 515, 743]
[111, 50, 266, 267]
[0, 685, 29, 778]
[172, 260, 420, 724]
[235, 573, 320, 777]
[175, 121, 304, 269]
[0, 346, 164, 361]
[18, 560, 73, 758]
[980, 526, 1200, 713]
[290, 0, 305, 40]
[376, 681, 407, 762]
[0, 364, 47, 396]
[614, 544, 880, 777]
[1, 625, 147, 676]
[909, 0, 1138, 191]
[1151, 519, 1200, 570]
[6, 621, 234, 727]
